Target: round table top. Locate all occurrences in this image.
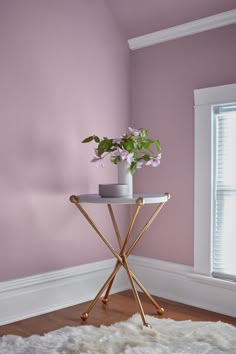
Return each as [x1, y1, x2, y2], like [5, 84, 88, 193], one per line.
[76, 193, 170, 205]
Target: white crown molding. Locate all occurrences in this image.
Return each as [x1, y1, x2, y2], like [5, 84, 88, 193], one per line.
[128, 9, 236, 50]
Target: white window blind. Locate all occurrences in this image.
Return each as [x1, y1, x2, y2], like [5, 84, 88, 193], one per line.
[212, 103, 236, 281]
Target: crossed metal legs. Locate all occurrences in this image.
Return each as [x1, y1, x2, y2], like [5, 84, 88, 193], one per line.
[70, 195, 169, 327]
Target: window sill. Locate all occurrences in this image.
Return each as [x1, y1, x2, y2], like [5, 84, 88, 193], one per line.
[188, 272, 236, 291]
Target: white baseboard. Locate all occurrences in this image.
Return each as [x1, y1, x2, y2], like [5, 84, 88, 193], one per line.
[0, 259, 128, 326]
[129, 256, 236, 318]
[1, 256, 235, 326]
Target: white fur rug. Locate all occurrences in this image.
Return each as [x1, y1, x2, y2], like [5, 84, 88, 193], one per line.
[0, 314, 236, 354]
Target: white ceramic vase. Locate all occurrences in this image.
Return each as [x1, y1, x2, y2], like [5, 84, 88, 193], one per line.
[117, 161, 133, 196]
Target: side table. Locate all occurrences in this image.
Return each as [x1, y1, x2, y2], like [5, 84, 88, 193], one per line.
[70, 193, 170, 327]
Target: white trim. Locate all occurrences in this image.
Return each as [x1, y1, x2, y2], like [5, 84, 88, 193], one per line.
[129, 255, 192, 275]
[1, 256, 236, 326]
[128, 9, 236, 50]
[194, 84, 236, 276]
[194, 96, 213, 275]
[129, 256, 236, 317]
[188, 272, 236, 291]
[194, 83, 236, 106]
[0, 259, 128, 326]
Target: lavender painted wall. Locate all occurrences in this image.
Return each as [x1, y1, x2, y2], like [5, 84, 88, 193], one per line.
[107, 0, 236, 38]
[0, 0, 130, 281]
[131, 24, 236, 265]
[1, 0, 236, 282]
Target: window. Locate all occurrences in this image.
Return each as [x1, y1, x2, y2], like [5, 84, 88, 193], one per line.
[194, 83, 236, 280]
[212, 103, 236, 281]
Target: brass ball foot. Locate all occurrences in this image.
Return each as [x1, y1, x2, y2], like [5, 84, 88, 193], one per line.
[157, 307, 164, 315]
[144, 322, 152, 328]
[81, 312, 89, 321]
[69, 195, 78, 203]
[102, 298, 109, 304]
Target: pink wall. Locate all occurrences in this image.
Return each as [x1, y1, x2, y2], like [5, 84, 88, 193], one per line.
[107, 0, 236, 38]
[1, 0, 236, 282]
[0, 0, 130, 281]
[131, 24, 236, 265]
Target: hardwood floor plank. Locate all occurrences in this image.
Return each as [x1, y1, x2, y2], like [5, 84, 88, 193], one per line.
[0, 290, 235, 337]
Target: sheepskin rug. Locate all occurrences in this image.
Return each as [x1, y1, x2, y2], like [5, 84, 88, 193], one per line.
[0, 314, 236, 354]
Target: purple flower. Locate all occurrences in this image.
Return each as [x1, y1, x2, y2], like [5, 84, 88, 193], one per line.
[112, 147, 122, 157]
[112, 148, 134, 164]
[120, 150, 134, 164]
[128, 127, 142, 137]
[126, 153, 134, 164]
[112, 137, 123, 144]
[136, 161, 144, 169]
[82, 127, 161, 175]
[145, 154, 161, 167]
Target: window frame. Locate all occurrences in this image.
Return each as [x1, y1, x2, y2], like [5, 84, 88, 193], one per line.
[194, 83, 236, 276]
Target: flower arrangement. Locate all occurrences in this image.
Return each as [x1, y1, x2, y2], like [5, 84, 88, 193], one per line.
[82, 127, 161, 175]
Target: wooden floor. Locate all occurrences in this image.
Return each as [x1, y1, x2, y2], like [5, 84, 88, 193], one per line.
[0, 290, 236, 337]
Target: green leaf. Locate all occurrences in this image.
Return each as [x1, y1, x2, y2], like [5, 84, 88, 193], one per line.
[98, 138, 113, 156]
[81, 136, 94, 143]
[154, 139, 161, 151]
[111, 156, 121, 165]
[123, 139, 134, 152]
[141, 139, 152, 150]
[142, 154, 150, 161]
[130, 161, 137, 175]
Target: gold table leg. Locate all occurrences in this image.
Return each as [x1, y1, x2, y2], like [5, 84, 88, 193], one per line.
[107, 204, 122, 248]
[81, 263, 122, 320]
[122, 254, 150, 326]
[102, 200, 166, 307]
[70, 194, 169, 325]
